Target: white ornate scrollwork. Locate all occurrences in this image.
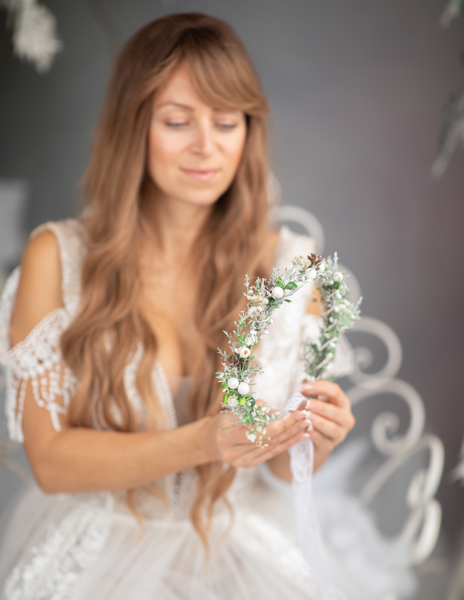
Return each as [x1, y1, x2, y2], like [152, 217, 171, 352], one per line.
[359, 434, 445, 565]
[276, 205, 445, 576]
[347, 317, 403, 390]
[450, 437, 464, 482]
[347, 380, 425, 456]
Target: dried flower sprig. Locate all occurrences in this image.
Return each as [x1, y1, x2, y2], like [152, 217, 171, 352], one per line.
[302, 253, 361, 381]
[216, 252, 361, 446]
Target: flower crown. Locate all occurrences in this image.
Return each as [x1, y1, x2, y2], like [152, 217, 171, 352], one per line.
[216, 252, 361, 446]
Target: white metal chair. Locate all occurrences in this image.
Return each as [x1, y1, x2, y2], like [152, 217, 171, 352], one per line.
[275, 204, 445, 600]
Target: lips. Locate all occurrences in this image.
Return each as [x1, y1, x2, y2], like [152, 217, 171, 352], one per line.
[181, 168, 218, 182]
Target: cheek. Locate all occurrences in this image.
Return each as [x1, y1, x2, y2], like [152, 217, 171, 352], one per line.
[147, 129, 180, 173]
[147, 127, 191, 194]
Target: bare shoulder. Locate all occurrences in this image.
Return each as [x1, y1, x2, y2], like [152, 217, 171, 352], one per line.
[11, 229, 64, 346]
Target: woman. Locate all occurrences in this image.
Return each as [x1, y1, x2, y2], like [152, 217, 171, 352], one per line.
[0, 13, 355, 600]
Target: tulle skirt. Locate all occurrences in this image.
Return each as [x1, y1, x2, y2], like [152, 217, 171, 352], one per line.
[0, 443, 418, 600]
[0, 482, 317, 600]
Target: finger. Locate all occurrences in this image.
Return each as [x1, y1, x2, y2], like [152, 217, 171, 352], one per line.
[268, 413, 312, 445]
[301, 380, 350, 409]
[309, 413, 346, 442]
[308, 429, 337, 455]
[258, 423, 314, 462]
[298, 400, 311, 411]
[217, 411, 307, 459]
[233, 429, 311, 467]
[307, 399, 355, 430]
[216, 417, 274, 449]
[220, 409, 310, 463]
[234, 413, 309, 461]
[229, 414, 310, 464]
[265, 409, 306, 438]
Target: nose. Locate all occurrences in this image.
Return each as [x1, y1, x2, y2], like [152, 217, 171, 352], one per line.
[191, 121, 214, 157]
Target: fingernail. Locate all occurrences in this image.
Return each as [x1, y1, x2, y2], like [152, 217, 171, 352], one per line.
[305, 400, 312, 409]
[301, 410, 309, 418]
[303, 432, 310, 438]
[305, 420, 313, 431]
[303, 382, 314, 390]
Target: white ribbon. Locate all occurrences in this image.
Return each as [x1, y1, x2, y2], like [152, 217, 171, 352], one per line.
[283, 392, 345, 600]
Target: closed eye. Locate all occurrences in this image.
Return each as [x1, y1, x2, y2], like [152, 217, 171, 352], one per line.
[216, 123, 238, 131]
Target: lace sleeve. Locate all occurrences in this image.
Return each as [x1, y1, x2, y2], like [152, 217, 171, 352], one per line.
[0, 272, 77, 442]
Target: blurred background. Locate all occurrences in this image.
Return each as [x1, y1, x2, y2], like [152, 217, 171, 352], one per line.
[0, 1, 463, 599]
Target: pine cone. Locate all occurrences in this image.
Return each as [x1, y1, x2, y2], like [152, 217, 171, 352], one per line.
[262, 278, 273, 293]
[227, 354, 244, 369]
[308, 253, 323, 269]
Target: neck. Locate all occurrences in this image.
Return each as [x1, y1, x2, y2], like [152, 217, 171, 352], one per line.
[141, 181, 212, 265]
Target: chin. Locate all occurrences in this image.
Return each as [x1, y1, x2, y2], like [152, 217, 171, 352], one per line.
[178, 189, 226, 208]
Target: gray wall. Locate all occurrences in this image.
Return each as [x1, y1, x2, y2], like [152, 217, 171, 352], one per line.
[1, 0, 464, 590]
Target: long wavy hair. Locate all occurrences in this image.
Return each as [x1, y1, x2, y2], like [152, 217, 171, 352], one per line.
[61, 13, 272, 545]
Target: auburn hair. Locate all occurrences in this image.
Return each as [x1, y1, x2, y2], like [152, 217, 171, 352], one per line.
[61, 13, 273, 545]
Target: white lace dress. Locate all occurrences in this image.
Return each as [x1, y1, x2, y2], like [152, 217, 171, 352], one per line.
[0, 219, 332, 600]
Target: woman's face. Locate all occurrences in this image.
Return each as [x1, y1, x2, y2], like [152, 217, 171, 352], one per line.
[147, 63, 247, 208]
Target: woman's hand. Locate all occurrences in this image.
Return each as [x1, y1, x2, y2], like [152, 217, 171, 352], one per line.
[300, 380, 355, 459]
[201, 403, 311, 468]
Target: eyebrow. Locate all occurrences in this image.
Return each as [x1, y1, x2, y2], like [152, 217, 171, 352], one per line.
[155, 101, 238, 114]
[156, 101, 194, 111]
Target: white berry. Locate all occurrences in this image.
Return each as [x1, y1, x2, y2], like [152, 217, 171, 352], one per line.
[228, 377, 239, 389]
[238, 382, 250, 395]
[271, 287, 284, 299]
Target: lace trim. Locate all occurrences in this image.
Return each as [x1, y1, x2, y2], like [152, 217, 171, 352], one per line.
[153, 362, 184, 518]
[0, 220, 87, 441]
[2, 309, 77, 442]
[122, 342, 146, 426]
[32, 220, 86, 318]
[0, 267, 20, 358]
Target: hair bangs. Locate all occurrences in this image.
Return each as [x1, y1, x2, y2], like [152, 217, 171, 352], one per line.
[176, 30, 268, 117]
